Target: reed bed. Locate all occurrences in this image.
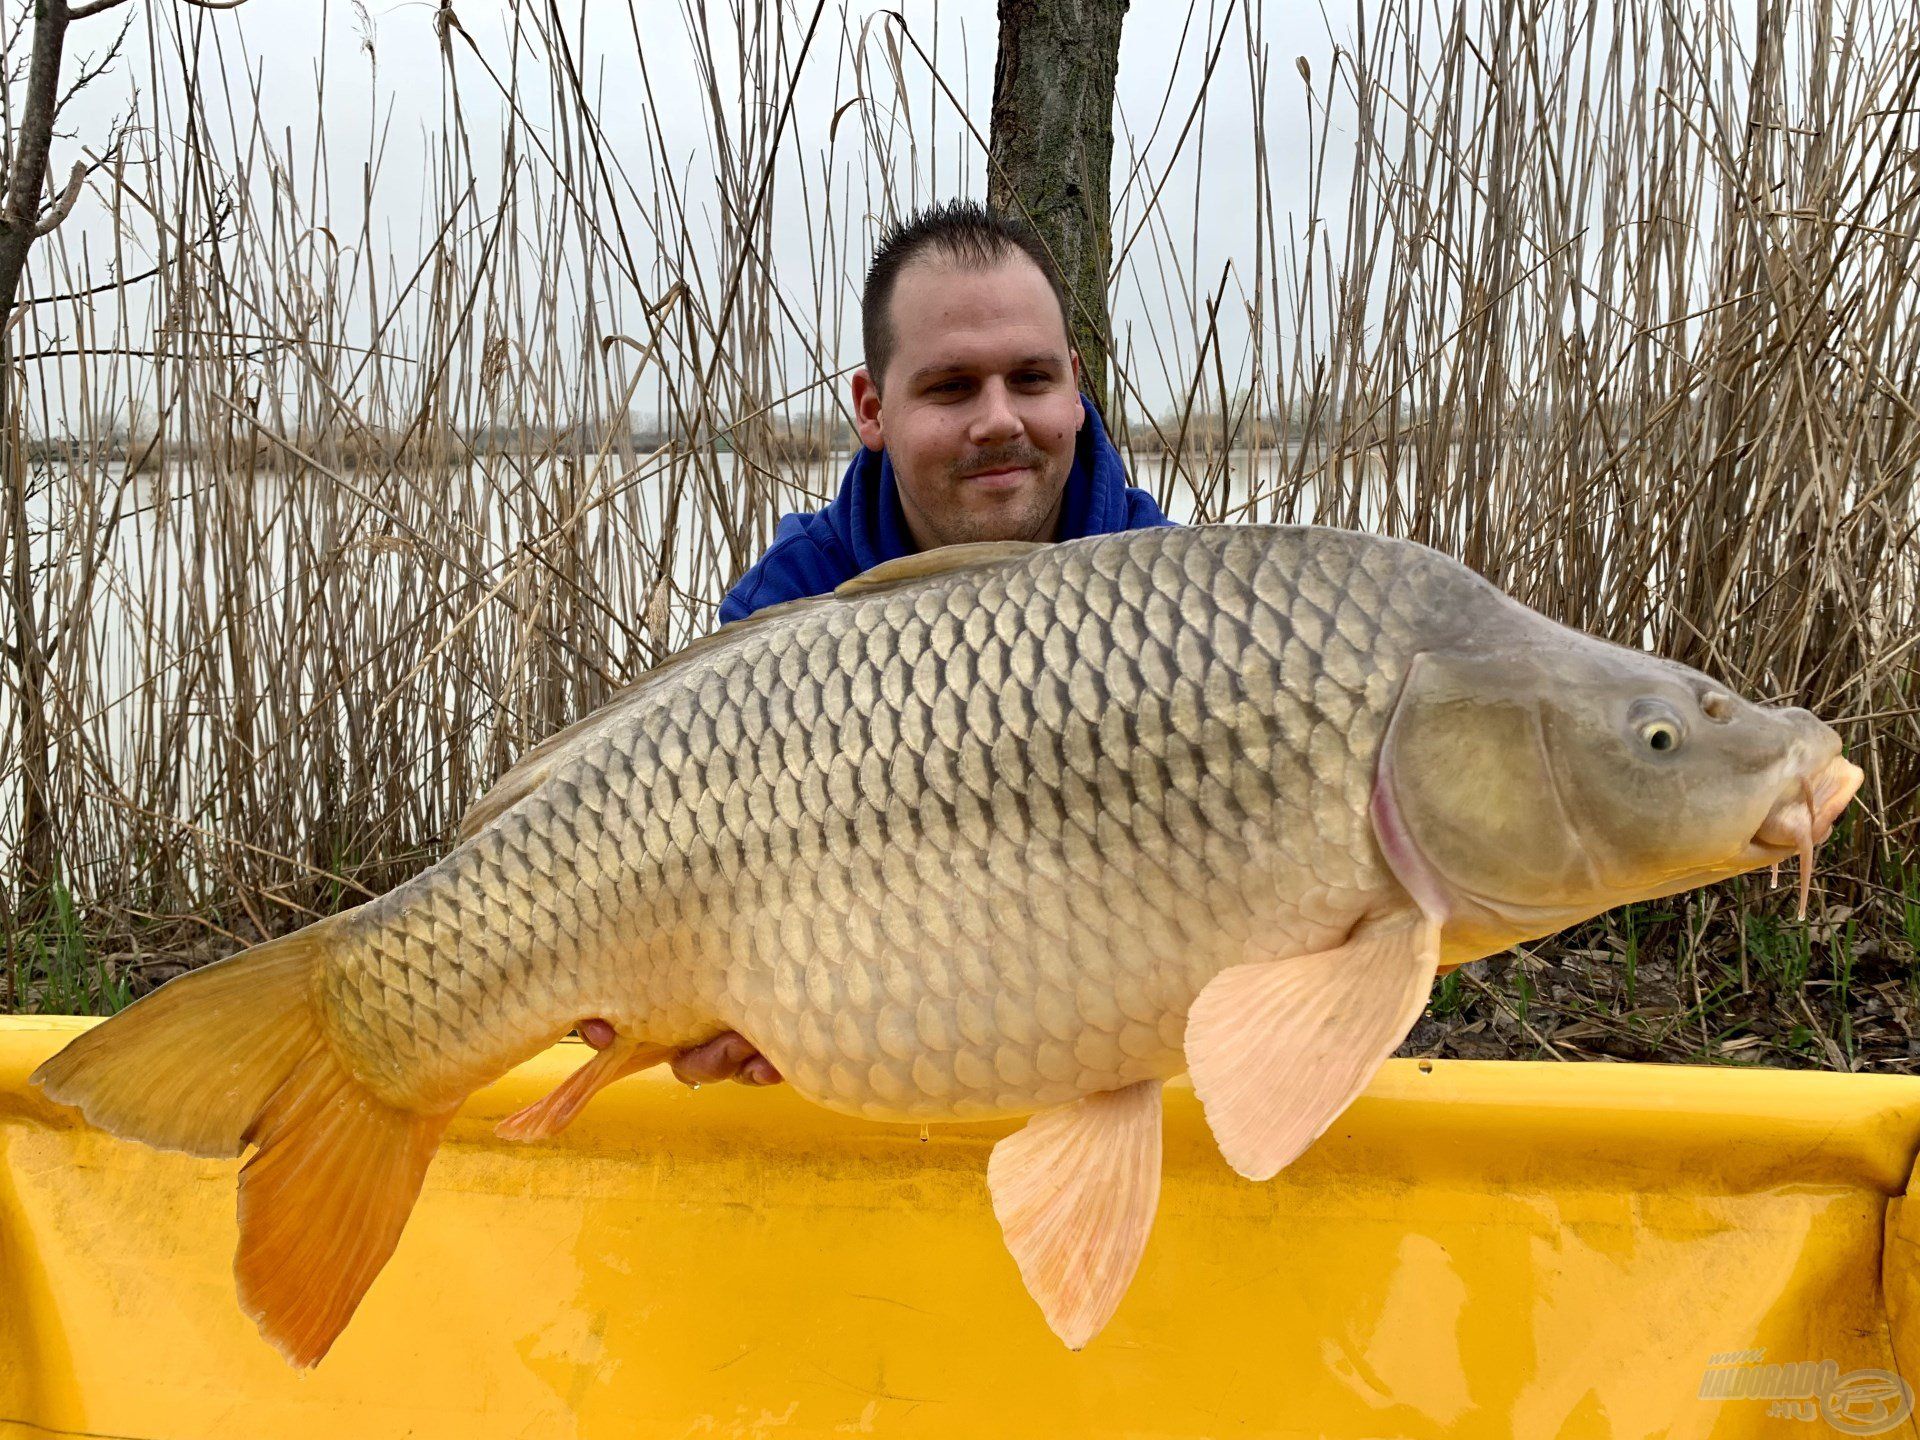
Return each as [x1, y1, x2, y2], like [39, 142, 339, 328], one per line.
[2, 0, 1915, 1071]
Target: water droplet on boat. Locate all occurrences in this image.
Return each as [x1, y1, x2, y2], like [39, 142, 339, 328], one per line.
[918, 1124, 929, 1143]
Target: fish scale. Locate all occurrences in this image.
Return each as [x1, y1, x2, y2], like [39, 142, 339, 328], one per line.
[316, 525, 1475, 1121]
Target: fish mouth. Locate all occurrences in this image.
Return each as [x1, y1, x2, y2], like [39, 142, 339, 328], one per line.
[1745, 753, 1865, 919]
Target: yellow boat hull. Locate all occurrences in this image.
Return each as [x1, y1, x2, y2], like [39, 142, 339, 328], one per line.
[3, 1015, 1919, 1438]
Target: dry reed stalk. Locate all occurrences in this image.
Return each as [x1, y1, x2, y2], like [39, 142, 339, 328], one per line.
[0, 0, 1912, 1069]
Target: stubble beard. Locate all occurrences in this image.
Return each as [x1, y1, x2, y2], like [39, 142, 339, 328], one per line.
[927, 447, 1066, 547]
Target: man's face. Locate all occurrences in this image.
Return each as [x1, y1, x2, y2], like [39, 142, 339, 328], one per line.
[852, 253, 1085, 550]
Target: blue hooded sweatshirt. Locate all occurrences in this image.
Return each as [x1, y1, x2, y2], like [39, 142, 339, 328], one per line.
[717, 397, 1172, 624]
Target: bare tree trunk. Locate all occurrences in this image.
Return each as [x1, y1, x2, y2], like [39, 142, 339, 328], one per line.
[0, 341, 53, 912]
[0, 0, 84, 912]
[0, 0, 164, 921]
[988, 0, 1128, 415]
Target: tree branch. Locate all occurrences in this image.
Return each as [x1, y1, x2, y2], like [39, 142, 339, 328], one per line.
[52, 10, 129, 117]
[65, 0, 130, 20]
[20, 197, 231, 307]
[0, 0, 67, 236]
[31, 158, 82, 236]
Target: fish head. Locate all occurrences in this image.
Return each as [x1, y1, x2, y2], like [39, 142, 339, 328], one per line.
[1375, 637, 1863, 956]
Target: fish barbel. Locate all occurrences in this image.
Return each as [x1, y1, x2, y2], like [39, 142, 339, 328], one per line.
[32, 525, 1863, 1363]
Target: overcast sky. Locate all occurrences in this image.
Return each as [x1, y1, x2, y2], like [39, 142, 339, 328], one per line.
[26, 0, 1366, 423]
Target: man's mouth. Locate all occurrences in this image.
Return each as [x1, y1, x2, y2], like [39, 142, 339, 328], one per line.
[1749, 753, 1865, 918]
[963, 466, 1031, 490]
[958, 454, 1044, 490]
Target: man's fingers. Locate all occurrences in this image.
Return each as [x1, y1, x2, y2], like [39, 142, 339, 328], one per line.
[578, 1025, 782, 1086]
[670, 1032, 756, 1085]
[667, 1032, 784, 1086]
[738, 1056, 784, 1086]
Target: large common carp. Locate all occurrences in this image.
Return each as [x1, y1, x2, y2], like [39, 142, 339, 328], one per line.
[33, 525, 1862, 1365]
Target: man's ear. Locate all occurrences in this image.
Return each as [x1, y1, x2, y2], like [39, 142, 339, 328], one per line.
[1071, 352, 1087, 426]
[851, 367, 885, 452]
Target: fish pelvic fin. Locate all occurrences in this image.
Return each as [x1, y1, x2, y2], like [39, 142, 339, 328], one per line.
[30, 913, 455, 1368]
[495, 1033, 674, 1141]
[1185, 914, 1441, 1182]
[988, 1077, 1163, 1351]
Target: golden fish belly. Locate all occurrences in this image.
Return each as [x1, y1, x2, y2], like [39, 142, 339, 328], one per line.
[320, 526, 1489, 1121]
[718, 829, 1376, 1122]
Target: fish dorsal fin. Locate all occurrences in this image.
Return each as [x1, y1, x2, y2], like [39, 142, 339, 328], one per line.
[832, 540, 1047, 597]
[454, 546, 1040, 843]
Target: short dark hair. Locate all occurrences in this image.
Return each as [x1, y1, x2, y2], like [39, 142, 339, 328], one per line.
[861, 200, 1073, 389]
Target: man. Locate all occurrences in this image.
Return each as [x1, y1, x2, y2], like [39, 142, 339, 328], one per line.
[587, 200, 1171, 1087]
[717, 200, 1169, 622]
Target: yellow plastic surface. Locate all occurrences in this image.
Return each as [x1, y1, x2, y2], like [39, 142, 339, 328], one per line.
[5, 1014, 1920, 1438]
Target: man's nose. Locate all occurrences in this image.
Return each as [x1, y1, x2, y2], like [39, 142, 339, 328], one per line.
[967, 378, 1023, 444]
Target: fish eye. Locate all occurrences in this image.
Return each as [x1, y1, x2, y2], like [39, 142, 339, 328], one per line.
[1628, 700, 1686, 755]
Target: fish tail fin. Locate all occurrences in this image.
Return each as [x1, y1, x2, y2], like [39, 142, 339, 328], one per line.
[31, 913, 455, 1368]
[30, 918, 346, 1158]
[234, 1034, 454, 1368]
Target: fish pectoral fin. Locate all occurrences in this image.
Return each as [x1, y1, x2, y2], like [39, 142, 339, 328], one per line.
[987, 1077, 1163, 1351]
[495, 1034, 674, 1142]
[1185, 914, 1441, 1182]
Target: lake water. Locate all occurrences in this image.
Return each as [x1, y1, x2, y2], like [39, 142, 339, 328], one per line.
[16, 439, 1898, 910]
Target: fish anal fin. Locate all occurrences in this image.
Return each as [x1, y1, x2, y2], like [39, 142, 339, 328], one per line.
[987, 1077, 1163, 1351]
[1186, 915, 1441, 1182]
[236, 1046, 456, 1368]
[495, 1034, 673, 1142]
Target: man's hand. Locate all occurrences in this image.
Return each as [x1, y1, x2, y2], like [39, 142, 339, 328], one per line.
[579, 1018, 782, 1086]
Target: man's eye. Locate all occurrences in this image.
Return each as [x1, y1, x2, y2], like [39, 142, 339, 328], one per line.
[930, 379, 967, 394]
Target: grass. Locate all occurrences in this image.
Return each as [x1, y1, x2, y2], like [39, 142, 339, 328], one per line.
[8, 878, 133, 1017]
[1409, 871, 1920, 1072]
[0, 0, 1915, 1068]
[1898, 860, 1920, 963]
